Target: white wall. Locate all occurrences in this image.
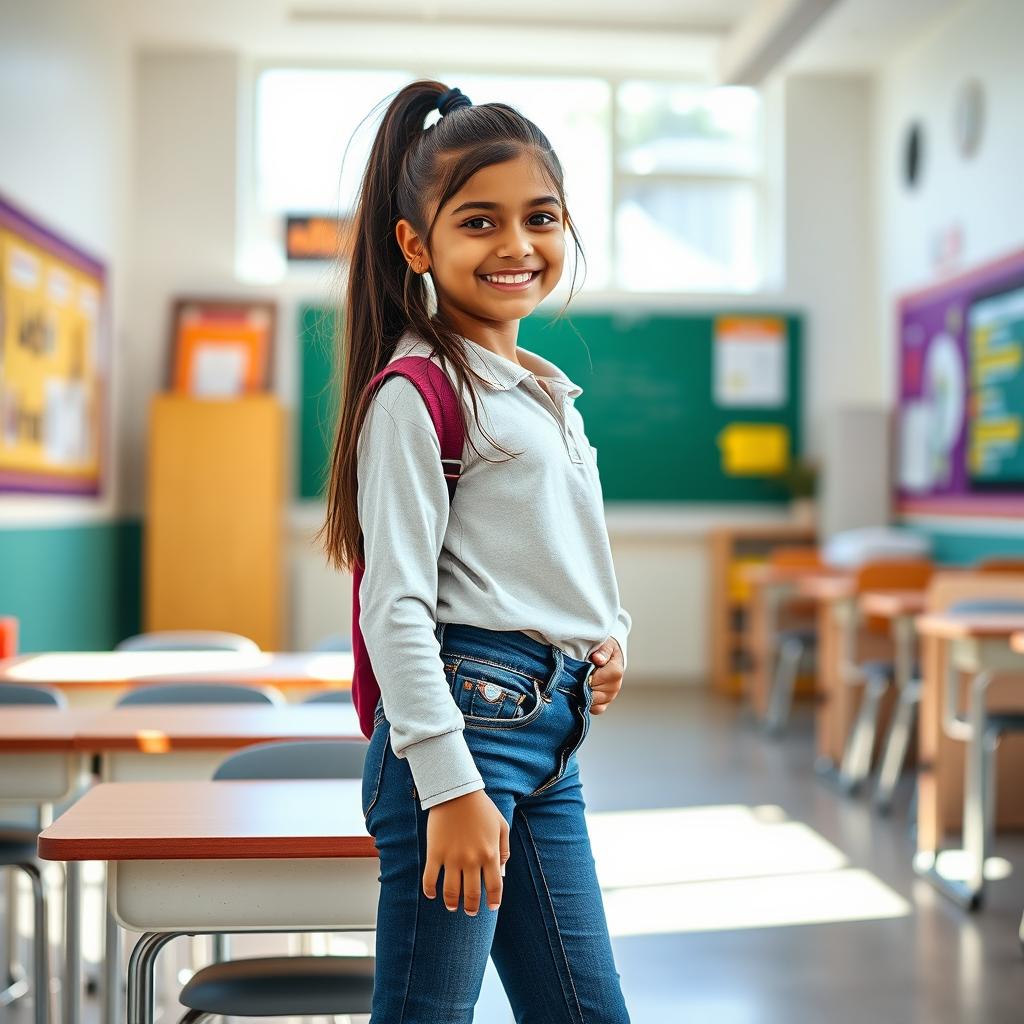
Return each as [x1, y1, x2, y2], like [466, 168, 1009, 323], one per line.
[875, 0, 1024, 404]
[0, 0, 133, 526]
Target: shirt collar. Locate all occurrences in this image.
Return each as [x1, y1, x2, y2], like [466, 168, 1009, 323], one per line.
[460, 334, 583, 399]
[396, 328, 582, 399]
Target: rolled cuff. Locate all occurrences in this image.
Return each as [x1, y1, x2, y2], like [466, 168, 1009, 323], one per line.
[401, 728, 485, 811]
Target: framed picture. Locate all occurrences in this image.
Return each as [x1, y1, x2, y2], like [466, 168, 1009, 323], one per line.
[168, 297, 276, 397]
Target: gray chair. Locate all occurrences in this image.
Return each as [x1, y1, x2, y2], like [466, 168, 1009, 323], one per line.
[0, 684, 64, 1024]
[763, 626, 817, 735]
[170, 740, 374, 1022]
[115, 630, 260, 653]
[116, 683, 281, 707]
[308, 633, 352, 653]
[301, 689, 353, 705]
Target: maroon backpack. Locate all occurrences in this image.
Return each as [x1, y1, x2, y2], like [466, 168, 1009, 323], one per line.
[350, 355, 466, 739]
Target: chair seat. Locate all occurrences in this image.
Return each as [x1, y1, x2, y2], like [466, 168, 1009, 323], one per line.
[178, 955, 375, 1016]
[0, 826, 39, 864]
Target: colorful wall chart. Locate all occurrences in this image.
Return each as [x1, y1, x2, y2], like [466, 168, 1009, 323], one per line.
[897, 246, 1024, 517]
[0, 194, 106, 494]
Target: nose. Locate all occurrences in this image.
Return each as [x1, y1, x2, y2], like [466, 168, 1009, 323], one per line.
[495, 222, 533, 260]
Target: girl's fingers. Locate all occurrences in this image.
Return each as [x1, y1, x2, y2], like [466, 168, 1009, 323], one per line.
[484, 858, 503, 912]
[422, 854, 442, 900]
[443, 861, 462, 912]
[463, 866, 482, 916]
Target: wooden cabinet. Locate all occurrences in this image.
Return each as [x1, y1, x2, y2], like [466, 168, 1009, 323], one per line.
[709, 523, 817, 696]
[144, 395, 287, 650]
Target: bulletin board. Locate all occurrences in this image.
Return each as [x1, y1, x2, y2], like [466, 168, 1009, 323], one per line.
[298, 306, 804, 503]
[896, 245, 1024, 518]
[0, 193, 107, 494]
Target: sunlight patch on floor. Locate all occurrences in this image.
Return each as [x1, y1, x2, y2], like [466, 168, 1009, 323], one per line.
[587, 805, 912, 937]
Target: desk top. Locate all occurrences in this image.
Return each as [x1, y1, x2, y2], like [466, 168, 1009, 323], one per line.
[0, 651, 353, 689]
[37, 779, 376, 860]
[915, 612, 1024, 640]
[859, 591, 928, 619]
[796, 574, 857, 602]
[0, 708, 96, 751]
[0, 704, 364, 752]
[72, 704, 363, 751]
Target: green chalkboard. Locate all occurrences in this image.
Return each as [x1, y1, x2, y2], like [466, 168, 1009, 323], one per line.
[298, 307, 803, 502]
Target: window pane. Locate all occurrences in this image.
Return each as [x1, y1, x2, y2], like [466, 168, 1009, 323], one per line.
[256, 69, 412, 216]
[616, 179, 761, 292]
[618, 82, 760, 176]
[437, 73, 612, 291]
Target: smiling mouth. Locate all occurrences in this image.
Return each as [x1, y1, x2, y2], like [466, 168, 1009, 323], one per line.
[478, 270, 541, 291]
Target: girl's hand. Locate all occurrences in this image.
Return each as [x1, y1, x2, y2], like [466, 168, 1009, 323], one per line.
[423, 789, 510, 916]
[587, 637, 624, 716]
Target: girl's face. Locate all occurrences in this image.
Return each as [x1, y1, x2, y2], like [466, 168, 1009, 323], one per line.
[397, 152, 567, 331]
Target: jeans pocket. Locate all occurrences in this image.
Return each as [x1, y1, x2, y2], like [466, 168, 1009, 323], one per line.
[444, 656, 547, 730]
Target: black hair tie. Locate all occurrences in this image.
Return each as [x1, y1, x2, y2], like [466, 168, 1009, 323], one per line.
[437, 87, 472, 116]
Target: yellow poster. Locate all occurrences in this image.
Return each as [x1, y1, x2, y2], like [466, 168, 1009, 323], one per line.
[0, 194, 105, 494]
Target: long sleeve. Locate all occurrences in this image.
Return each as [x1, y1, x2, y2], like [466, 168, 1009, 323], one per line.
[608, 605, 632, 671]
[356, 373, 485, 811]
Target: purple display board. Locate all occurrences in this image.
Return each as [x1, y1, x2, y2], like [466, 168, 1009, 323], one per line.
[896, 246, 1024, 519]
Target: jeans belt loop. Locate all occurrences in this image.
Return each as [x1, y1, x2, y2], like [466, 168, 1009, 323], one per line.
[542, 645, 563, 702]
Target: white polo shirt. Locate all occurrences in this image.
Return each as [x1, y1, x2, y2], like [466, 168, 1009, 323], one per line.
[356, 327, 631, 810]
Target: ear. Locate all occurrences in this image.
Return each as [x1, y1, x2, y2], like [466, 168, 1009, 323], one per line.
[395, 219, 428, 271]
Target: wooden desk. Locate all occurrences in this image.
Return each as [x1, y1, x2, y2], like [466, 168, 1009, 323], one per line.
[1, 702, 364, 1024]
[914, 611, 1024, 907]
[0, 650, 353, 708]
[38, 780, 379, 1024]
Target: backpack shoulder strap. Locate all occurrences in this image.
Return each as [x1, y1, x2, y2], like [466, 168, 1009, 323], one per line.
[365, 354, 465, 500]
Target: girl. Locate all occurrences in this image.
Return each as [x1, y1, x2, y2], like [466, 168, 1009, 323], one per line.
[317, 80, 632, 1023]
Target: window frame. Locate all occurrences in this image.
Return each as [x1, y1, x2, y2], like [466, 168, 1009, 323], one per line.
[240, 57, 774, 297]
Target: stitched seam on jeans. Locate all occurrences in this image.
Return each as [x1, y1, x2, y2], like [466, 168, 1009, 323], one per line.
[398, 785, 422, 1023]
[521, 807, 586, 1023]
[446, 653, 547, 688]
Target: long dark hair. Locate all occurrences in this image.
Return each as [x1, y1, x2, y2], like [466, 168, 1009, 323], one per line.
[315, 79, 587, 572]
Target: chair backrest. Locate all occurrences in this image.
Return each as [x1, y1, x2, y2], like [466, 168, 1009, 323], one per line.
[116, 682, 280, 706]
[0, 682, 66, 707]
[925, 571, 1024, 612]
[769, 546, 823, 569]
[302, 690, 353, 705]
[309, 633, 353, 653]
[213, 739, 366, 780]
[854, 558, 935, 633]
[115, 630, 260, 653]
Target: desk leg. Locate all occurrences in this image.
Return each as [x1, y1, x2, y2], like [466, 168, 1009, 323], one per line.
[63, 862, 80, 1024]
[103, 901, 122, 1021]
[917, 669, 992, 910]
[963, 670, 993, 904]
[874, 615, 918, 812]
[126, 931, 180, 1024]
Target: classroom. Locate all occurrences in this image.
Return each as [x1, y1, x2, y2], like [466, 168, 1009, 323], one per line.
[1, 0, 1023, 1022]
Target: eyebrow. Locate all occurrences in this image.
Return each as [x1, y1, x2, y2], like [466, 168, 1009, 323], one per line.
[449, 195, 562, 217]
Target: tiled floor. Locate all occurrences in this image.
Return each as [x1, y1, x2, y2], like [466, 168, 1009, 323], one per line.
[6, 683, 1024, 1022]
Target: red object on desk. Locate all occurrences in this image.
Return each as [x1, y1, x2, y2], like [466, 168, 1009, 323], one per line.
[0, 617, 18, 658]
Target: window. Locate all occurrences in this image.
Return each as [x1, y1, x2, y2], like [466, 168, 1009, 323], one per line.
[244, 68, 766, 294]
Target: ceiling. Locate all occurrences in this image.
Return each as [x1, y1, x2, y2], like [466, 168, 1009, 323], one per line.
[118, 0, 967, 80]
